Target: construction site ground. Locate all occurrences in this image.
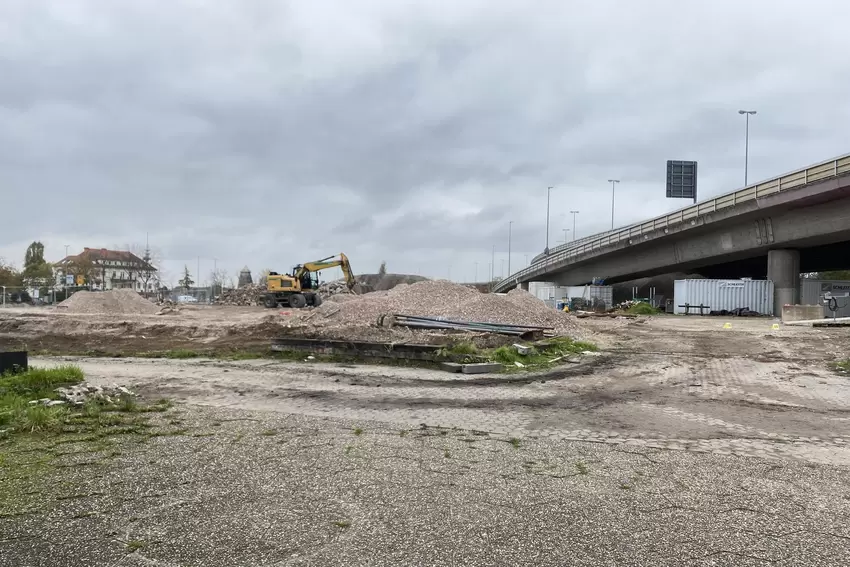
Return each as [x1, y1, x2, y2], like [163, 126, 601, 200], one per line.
[3, 309, 850, 565]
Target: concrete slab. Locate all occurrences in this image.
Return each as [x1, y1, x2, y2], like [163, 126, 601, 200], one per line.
[439, 362, 463, 373]
[782, 304, 823, 322]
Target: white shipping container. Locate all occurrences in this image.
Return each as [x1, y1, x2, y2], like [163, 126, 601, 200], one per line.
[801, 280, 850, 318]
[673, 279, 774, 315]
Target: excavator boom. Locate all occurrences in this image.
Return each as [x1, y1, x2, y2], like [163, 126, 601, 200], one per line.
[295, 253, 356, 290]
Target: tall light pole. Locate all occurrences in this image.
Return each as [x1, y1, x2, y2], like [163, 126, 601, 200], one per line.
[562, 228, 569, 244]
[491, 245, 495, 281]
[570, 211, 579, 241]
[608, 179, 620, 230]
[507, 220, 513, 276]
[545, 186, 553, 254]
[738, 110, 757, 186]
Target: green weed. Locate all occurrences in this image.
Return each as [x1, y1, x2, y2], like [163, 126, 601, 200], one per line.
[353, 427, 363, 436]
[626, 302, 659, 315]
[333, 520, 352, 529]
[508, 438, 521, 448]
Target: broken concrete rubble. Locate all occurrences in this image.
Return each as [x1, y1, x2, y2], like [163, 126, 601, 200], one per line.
[52, 383, 137, 406]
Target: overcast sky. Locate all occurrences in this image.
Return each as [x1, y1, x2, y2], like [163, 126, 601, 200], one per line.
[2, 0, 849, 286]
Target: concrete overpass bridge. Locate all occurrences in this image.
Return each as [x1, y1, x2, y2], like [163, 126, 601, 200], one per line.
[494, 153, 850, 314]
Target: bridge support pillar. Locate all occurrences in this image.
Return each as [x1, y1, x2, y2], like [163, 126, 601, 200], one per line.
[767, 249, 800, 316]
[520, 282, 529, 292]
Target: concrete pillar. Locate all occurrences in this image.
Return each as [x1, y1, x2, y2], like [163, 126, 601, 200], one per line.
[520, 282, 529, 292]
[767, 249, 800, 316]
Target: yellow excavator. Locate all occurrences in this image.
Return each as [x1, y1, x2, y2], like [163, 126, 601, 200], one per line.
[263, 253, 356, 308]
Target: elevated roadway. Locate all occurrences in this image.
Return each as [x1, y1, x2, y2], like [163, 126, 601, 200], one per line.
[495, 153, 850, 314]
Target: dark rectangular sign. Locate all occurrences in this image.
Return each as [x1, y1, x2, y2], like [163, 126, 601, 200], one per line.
[666, 160, 697, 200]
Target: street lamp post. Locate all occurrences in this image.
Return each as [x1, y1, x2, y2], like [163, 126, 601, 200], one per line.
[508, 221, 513, 276]
[545, 186, 553, 254]
[562, 228, 569, 243]
[738, 110, 757, 186]
[608, 179, 620, 230]
[570, 211, 579, 241]
[492, 245, 495, 281]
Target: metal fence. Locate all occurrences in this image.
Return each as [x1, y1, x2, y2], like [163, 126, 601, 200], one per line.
[497, 152, 850, 292]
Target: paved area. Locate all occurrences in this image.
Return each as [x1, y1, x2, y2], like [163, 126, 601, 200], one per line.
[8, 315, 850, 565]
[2, 408, 850, 567]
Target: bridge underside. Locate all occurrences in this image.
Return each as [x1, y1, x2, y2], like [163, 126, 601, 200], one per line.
[532, 190, 850, 313]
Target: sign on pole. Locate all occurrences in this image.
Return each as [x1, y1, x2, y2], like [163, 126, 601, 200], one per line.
[666, 160, 698, 203]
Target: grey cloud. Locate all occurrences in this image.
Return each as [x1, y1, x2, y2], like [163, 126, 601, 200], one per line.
[2, 0, 850, 283]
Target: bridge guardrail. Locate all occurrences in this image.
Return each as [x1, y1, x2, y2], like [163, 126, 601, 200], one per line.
[497, 153, 850, 291]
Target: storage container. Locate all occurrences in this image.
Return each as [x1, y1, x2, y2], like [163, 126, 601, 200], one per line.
[801, 280, 850, 318]
[673, 279, 774, 315]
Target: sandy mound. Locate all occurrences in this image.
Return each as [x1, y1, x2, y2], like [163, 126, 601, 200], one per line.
[57, 290, 160, 315]
[297, 280, 577, 334]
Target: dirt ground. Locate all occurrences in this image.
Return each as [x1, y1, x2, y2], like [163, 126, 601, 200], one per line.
[4, 309, 850, 565]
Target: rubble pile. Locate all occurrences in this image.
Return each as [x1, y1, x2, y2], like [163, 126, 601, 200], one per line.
[57, 290, 160, 315]
[318, 280, 355, 297]
[215, 284, 265, 306]
[28, 383, 137, 407]
[295, 280, 578, 334]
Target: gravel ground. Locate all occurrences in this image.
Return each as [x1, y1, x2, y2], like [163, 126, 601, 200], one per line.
[3, 407, 849, 567]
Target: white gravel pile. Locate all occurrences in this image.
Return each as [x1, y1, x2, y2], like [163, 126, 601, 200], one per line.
[297, 280, 577, 333]
[57, 290, 160, 315]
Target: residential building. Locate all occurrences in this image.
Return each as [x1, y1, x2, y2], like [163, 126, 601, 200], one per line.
[54, 247, 159, 293]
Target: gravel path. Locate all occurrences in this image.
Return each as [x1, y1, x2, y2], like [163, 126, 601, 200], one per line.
[3, 408, 849, 567]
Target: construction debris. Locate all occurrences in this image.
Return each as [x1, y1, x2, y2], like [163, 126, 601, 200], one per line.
[57, 290, 160, 315]
[47, 383, 137, 406]
[292, 280, 578, 335]
[214, 284, 265, 306]
[379, 313, 551, 339]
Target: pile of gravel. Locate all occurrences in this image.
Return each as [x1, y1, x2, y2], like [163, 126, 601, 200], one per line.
[296, 280, 577, 334]
[57, 290, 160, 315]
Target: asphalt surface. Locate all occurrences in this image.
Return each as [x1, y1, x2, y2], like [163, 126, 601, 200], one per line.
[2, 407, 850, 567]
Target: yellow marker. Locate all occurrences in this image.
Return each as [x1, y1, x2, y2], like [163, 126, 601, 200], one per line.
[723, 322, 732, 329]
[772, 323, 780, 330]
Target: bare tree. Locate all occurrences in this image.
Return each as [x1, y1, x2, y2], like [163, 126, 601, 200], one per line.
[209, 268, 229, 297]
[120, 242, 165, 297]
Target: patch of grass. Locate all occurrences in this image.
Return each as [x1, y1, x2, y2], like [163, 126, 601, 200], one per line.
[626, 302, 660, 315]
[332, 520, 352, 529]
[487, 337, 598, 369]
[126, 540, 146, 552]
[162, 349, 201, 359]
[118, 395, 138, 413]
[352, 427, 363, 436]
[508, 437, 521, 449]
[447, 342, 479, 355]
[260, 429, 277, 436]
[0, 365, 84, 399]
[832, 359, 850, 373]
[344, 445, 354, 455]
[399, 429, 409, 437]
[444, 449, 451, 458]
[575, 461, 589, 475]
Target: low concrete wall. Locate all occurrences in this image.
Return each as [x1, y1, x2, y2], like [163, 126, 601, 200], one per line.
[781, 304, 823, 322]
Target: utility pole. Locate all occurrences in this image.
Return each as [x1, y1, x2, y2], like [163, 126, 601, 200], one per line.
[507, 220, 513, 276]
[608, 179, 620, 230]
[738, 110, 757, 186]
[562, 228, 569, 244]
[492, 245, 495, 280]
[545, 186, 553, 254]
[570, 211, 579, 241]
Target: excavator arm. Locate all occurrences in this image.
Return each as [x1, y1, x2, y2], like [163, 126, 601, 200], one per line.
[295, 253, 357, 290]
